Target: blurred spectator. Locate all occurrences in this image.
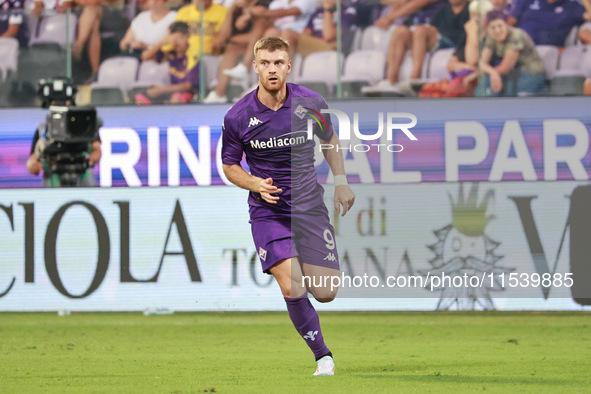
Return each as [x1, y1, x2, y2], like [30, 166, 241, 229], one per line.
[0, 0, 30, 46]
[175, 0, 228, 60]
[373, 0, 447, 30]
[282, 0, 358, 59]
[584, 78, 591, 94]
[508, 0, 591, 46]
[491, 0, 511, 11]
[443, 0, 494, 97]
[203, 0, 271, 103]
[374, 0, 469, 90]
[119, 0, 177, 58]
[32, 0, 73, 18]
[221, 0, 318, 83]
[448, 0, 494, 72]
[71, 0, 116, 82]
[136, 21, 200, 104]
[479, 9, 546, 96]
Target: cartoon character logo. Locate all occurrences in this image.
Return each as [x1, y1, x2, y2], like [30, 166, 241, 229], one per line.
[423, 183, 514, 310]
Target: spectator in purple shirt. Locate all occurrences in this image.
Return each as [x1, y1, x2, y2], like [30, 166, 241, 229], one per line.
[137, 21, 200, 104]
[508, 0, 591, 46]
[0, 0, 29, 47]
[281, 0, 358, 60]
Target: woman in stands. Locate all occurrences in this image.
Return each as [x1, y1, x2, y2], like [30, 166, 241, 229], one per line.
[478, 9, 546, 96]
[119, 0, 177, 58]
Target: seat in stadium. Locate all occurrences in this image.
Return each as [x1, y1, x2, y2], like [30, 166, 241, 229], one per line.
[90, 56, 139, 103]
[564, 25, 580, 47]
[136, 60, 170, 86]
[427, 48, 455, 81]
[201, 54, 221, 92]
[559, 46, 585, 71]
[297, 51, 344, 96]
[0, 37, 19, 81]
[288, 53, 302, 83]
[127, 60, 170, 100]
[90, 83, 126, 105]
[94, 56, 139, 88]
[29, 13, 78, 48]
[342, 50, 386, 84]
[583, 49, 591, 78]
[398, 50, 431, 82]
[550, 75, 586, 95]
[359, 25, 394, 51]
[535, 45, 560, 80]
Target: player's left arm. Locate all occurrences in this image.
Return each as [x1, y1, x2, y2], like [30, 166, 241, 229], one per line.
[320, 131, 355, 216]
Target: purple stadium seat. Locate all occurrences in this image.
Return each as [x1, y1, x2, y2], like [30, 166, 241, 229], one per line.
[95, 56, 139, 89]
[0, 37, 19, 80]
[359, 25, 394, 51]
[297, 51, 344, 86]
[535, 45, 560, 79]
[136, 60, 170, 86]
[398, 50, 430, 82]
[583, 49, 591, 78]
[427, 48, 455, 81]
[342, 50, 386, 84]
[29, 13, 77, 48]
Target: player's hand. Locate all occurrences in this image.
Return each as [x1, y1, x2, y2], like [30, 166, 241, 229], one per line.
[259, 177, 282, 204]
[334, 185, 355, 217]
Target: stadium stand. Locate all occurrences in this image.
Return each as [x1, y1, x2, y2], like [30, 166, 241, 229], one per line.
[29, 13, 77, 48]
[296, 50, 344, 97]
[427, 47, 454, 81]
[90, 56, 139, 104]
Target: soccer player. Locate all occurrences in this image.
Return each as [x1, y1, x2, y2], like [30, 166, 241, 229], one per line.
[221, 36, 355, 376]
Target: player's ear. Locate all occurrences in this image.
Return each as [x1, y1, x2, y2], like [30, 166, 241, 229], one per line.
[287, 59, 291, 74]
[253, 60, 259, 75]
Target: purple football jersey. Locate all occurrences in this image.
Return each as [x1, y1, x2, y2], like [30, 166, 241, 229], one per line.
[156, 49, 200, 89]
[222, 83, 334, 218]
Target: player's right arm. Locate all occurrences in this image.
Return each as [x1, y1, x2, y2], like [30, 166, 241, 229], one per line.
[222, 165, 282, 204]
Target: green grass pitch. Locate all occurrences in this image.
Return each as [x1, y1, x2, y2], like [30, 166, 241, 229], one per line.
[1, 311, 590, 393]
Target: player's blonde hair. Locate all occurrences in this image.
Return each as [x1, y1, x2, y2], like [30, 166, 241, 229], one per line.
[253, 37, 290, 58]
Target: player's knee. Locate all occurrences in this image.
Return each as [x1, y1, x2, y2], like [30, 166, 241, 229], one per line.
[310, 287, 338, 303]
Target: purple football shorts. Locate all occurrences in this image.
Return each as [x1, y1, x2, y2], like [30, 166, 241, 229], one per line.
[250, 203, 340, 273]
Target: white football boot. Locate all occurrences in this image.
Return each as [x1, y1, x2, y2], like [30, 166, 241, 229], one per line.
[313, 355, 335, 376]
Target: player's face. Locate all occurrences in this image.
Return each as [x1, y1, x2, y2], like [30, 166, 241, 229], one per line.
[254, 49, 291, 93]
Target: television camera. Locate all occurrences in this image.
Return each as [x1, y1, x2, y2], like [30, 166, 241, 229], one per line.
[36, 78, 99, 186]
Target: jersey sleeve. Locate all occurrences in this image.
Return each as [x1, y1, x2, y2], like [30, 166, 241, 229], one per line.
[314, 96, 334, 142]
[221, 113, 244, 166]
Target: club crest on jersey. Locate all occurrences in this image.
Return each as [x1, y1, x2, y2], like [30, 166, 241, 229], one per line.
[294, 104, 308, 120]
[259, 247, 267, 261]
